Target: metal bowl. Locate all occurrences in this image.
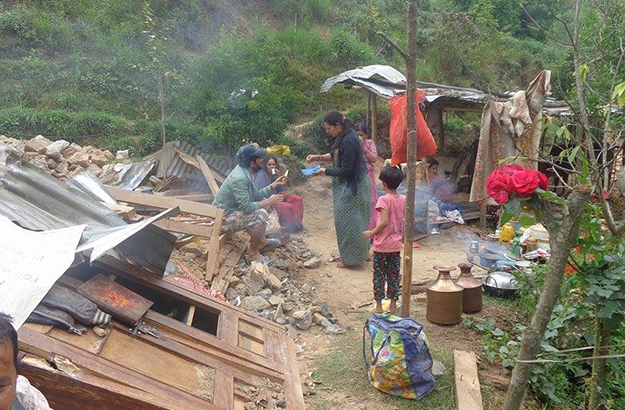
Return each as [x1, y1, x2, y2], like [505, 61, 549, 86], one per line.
[483, 271, 518, 298]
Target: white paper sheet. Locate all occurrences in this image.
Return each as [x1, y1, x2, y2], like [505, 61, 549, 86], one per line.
[0, 216, 85, 329]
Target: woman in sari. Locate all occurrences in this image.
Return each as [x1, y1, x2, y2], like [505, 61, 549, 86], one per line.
[254, 156, 304, 233]
[307, 111, 371, 268]
[354, 123, 378, 230]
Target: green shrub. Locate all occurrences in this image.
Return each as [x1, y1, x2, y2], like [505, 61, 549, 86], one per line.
[139, 134, 160, 156]
[329, 28, 377, 70]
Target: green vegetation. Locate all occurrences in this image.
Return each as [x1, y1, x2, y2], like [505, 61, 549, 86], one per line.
[0, 0, 567, 155]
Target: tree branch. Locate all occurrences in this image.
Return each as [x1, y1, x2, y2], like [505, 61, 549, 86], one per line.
[376, 31, 412, 63]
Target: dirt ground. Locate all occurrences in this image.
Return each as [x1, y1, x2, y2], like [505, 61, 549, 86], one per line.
[290, 176, 529, 410]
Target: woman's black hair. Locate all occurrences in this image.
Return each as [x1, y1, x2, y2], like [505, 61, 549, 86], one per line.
[379, 166, 403, 190]
[0, 313, 18, 371]
[354, 122, 368, 136]
[323, 110, 354, 149]
[428, 158, 439, 168]
[263, 156, 280, 176]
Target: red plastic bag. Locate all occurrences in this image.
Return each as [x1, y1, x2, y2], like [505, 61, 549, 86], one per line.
[389, 90, 437, 166]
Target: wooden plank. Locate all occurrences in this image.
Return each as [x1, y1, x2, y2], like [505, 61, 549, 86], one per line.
[18, 327, 215, 410]
[99, 329, 201, 396]
[185, 305, 196, 327]
[196, 155, 221, 197]
[101, 202, 136, 219]
[77, 274, 153, 326]
[168, 194, 213, 202]
[105, 185, 223, 219]
[153, 219, 214, 238]
[210, 236, 248, 290]
[454, 350, 484, 410]
[205, 208, 224, 281]
[213, 369, 234, 409]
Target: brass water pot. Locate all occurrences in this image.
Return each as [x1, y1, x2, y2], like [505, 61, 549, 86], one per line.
[455, 263, 483, 313]
[426, 265, 463, 325]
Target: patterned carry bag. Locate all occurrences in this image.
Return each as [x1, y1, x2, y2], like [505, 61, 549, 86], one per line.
[362, 314, 437, 399]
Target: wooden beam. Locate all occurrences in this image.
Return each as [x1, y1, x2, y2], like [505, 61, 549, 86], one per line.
[371, 92, 378, 144]
[101, 202, 136, 220]
[152, 219, 214, 238]
[196, 155, 221, 197]
[167, 194, 213, 202]
[454, 350, 484, 410]
[205, 210, 224, 281]
[210, 237, 249, 291]
[105, 185, 223, 219]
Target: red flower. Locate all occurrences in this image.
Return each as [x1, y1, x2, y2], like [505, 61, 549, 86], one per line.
[498, 164, 524, 175]
[491, 190, 510, 204]
[537, 171, 549, 191]
[511, 169, 541, 197]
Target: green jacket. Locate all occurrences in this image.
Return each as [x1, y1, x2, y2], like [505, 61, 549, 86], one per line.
[212, 165, 272, 215]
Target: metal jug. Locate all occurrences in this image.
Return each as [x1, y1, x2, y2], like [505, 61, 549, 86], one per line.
[426, 265, 463, 325]
[454, 263, 483, 313]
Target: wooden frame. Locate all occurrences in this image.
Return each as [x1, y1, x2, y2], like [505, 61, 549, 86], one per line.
[20, 262, 305, 410]
[105, 186, 224, 279]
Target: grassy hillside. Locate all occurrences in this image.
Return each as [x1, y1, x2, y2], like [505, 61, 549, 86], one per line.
[0, 0, 563, 156]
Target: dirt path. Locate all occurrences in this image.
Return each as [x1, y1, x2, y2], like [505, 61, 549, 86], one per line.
[289, 177, 514, 409]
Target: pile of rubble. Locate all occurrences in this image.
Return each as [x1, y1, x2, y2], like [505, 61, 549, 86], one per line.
[175, 234, 344, 340]
[0, 135, 121, 180]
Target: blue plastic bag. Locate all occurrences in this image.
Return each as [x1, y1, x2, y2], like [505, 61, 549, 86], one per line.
[301, 165, 321, 176]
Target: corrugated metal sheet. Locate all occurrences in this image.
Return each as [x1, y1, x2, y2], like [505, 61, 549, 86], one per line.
[320, 65, 406, 99]
[146, 141, 232, 180]
[0, 146, 175, 275]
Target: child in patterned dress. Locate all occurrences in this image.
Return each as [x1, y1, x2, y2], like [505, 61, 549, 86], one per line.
[362, 166, 406, 314]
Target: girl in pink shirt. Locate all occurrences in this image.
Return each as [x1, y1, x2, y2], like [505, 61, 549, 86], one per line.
[362, 166, 406, 314]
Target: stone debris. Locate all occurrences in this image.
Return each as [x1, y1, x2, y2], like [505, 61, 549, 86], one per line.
[303, 257, 321, 269]
[239, 296, 271, 312]
[292, 309, 312, 330]
[0, 135, 117, 181]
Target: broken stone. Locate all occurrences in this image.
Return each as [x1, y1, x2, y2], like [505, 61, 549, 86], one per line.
[46, 158, 57, 169]
[268, 295, 283, 306]
[270, 267, 288, 280]
[303, 257, 321, 269]
[182, 242, 205, 259]
[113, 163, 124, 172]
[90, 150, 109, 167]
[324, 324, 345, 335]
[68, 150, 91, 168]
[239, 296, 271, 312]
[292, 309, 312, 330]
[21, 152, 37, 162]
[244, 272, 265, 296]
[289, 292, 300, 303]
[276, 317, 288, 326]
[4, 140, 25, 157]
[272, 304, 285, 322]
[312, 313, 325, 325]
[86, 163, 102, 177]
[257, 288, 273, 300]
[225, 288, 239, 301]
[432, 360, 446, 377]
[260, 310, 272, 320]
[281, 302, 294, 313]
[116, 149, 129, 160]
[286, 325, 298, 340]
[25, 135, 52, 154]
[45, 139, 70, 160]
[55, 159, 69, 174]
[62, 142, 82, 159]
[31, 155, 49, 171]
[103, 150, 115, 160]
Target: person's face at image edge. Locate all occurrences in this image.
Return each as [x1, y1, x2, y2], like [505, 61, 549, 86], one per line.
[0, 341, 16, 410]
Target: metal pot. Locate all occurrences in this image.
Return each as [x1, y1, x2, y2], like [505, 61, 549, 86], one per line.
[479, 252, 501, 269]
[483, 271, 518, 298]
[455, 263, 483, 313]
[426, 265, 463, 325]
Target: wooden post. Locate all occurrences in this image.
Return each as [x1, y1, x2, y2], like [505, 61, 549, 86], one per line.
[157, 74, 167, 148]
[371, 93, 378, 144]
[401, 0, 418, 318]
[366, 91, 371, 132]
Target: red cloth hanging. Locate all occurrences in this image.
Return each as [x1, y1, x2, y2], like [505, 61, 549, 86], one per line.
[389, 90, 437, 166]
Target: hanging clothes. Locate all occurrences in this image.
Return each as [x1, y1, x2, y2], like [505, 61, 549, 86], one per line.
[389, 90, 437, 166]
